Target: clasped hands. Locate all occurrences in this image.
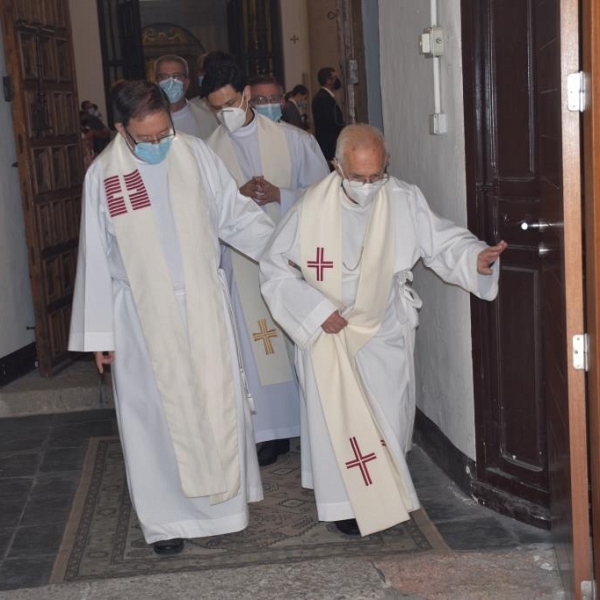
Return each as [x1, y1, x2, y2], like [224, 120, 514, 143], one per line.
[240, 176, 281, 206]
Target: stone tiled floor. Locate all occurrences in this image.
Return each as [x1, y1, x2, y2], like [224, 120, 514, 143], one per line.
[0, 411, 118, 590]
[0, 410, 551, 592]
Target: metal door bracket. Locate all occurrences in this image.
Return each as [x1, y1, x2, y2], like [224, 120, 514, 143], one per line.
[581, 579, 595, 600]
[567, 71, 587, 112]
[573, 334, 589, 371]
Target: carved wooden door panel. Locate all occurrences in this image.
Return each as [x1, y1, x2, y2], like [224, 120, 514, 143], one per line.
[0, 0, 83, 376]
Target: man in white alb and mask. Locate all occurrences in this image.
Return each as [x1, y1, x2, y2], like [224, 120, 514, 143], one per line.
[201, 62, 329, 466]
[69, 80, 275, 555]
[154, 54, 218, 139]
[259, 124, 507, 536]
[248, 75, 284, 123]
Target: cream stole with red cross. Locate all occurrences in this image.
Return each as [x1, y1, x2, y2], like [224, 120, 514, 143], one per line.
[299, 171, 415, 535]
[208, 114, 294, 386]
[98, 133, 239, 504]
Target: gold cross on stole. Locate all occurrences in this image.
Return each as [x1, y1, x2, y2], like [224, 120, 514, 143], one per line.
[252, 318, 278, 355]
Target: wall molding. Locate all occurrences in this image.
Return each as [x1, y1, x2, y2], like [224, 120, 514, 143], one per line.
[413, 407, 549, 529]
[0, 343, 37, 387]
[413, 408, 475, 496]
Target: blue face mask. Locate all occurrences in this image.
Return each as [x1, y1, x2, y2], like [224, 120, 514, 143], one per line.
[254, 103, 282, 123]
[159, 78, 185, 104]
[197, 75, 204, 88]
[134, 136, 173, 164]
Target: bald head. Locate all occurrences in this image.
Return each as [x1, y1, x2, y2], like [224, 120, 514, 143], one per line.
[334, 124, 388, 181]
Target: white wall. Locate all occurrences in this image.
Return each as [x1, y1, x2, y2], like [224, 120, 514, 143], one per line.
[279, 0, 311, 92]
[379, 0, 476, 459]
[0, 29, 36, 357]
[69, 0, 107, 121]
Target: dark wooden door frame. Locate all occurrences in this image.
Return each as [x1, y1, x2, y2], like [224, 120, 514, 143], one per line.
[582, 0, 600, 589]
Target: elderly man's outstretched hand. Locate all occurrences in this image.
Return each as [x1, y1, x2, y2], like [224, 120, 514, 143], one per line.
[477, 240, 508, 275]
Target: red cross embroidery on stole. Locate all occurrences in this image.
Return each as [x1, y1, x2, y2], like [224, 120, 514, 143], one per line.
[104, 175, 128, 217]
[123, 170, 151, 211]
[307, 247, 334, 281]
[345, 436, 377, 486]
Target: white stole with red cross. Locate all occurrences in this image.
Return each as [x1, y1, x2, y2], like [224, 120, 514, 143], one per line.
[98, 133, 239, 504]
[299, 171, 415, 535]
[208, 114, 294, 386]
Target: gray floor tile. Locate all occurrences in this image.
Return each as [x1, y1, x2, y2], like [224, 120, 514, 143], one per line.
[0, 556, 56, 591]
[47, 420, 117, 448]
[7, 523, 65, 558]
[418, 493, 479, 522]
[30, 472, 80, 498]
[53, 409, 116, 425]
[0, 528, 14, 559]
[0, 478, 33, 528]
[0, 452, 40, 479]
[435, 517, 517, 550]
[0, 429, 49, 453]
[19, 494, 74, 527]
[0, 415, 54, 434]
[39, 446, 87, 473]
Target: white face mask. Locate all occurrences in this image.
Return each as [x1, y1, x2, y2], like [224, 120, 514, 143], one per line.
[217, 94, 247, 133]
[342, 180, 385, 207]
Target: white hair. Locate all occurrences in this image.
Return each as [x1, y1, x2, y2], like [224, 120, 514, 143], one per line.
[154, 54, 189, 77]
[334, 123, 387, 167]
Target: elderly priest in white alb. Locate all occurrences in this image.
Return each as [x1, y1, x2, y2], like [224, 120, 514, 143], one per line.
[69, 80, 274, 555]
[259, 124, 507, 536]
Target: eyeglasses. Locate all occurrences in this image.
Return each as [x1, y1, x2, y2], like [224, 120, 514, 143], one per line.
[156, 72, 187, 82]
[124, 126, 176, 146]
[251, 94, 283, 105]
[336, 162, 390, 187]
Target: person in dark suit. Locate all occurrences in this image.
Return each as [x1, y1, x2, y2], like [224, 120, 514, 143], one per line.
[282, 84, 309, 130]
[311, 67, 345, 167]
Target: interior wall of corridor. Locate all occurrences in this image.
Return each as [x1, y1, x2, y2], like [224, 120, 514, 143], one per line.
[378, 0, 476, 459]
[0, 28, 35, 358]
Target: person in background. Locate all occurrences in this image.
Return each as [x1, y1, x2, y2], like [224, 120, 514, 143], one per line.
[248, 75, 284, 123]
[282, 84, 309, 130]
[311, 67, 345, 167]
[188, 51, 233, 139]
[80, 100, 110, 156]
[81, 100, 104, 122]
[202, 63, 329, 467]
[69, 79, 274, 556]
[260, 123, 506, 536]
[155, 54, 216, 139]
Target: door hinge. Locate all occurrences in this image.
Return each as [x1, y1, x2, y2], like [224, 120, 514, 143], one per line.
[567, 71, 587, 112]
[581, 579, 595, 600]
[573, 334, 589, 371]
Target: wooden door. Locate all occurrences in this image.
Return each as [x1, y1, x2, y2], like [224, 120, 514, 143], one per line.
[582, 0, 600, 590]
[463, 0, 552, 524]
[464, 0, 590, 595]
[0, 0, 83, 376]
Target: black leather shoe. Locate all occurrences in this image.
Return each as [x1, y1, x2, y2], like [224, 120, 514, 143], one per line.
[257, 439, 290, 467]
[333, 519, 361, 536]
[153, 538, 184, 555]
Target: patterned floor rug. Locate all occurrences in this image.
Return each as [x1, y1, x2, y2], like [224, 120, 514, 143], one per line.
[51, 437, 447, 583]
